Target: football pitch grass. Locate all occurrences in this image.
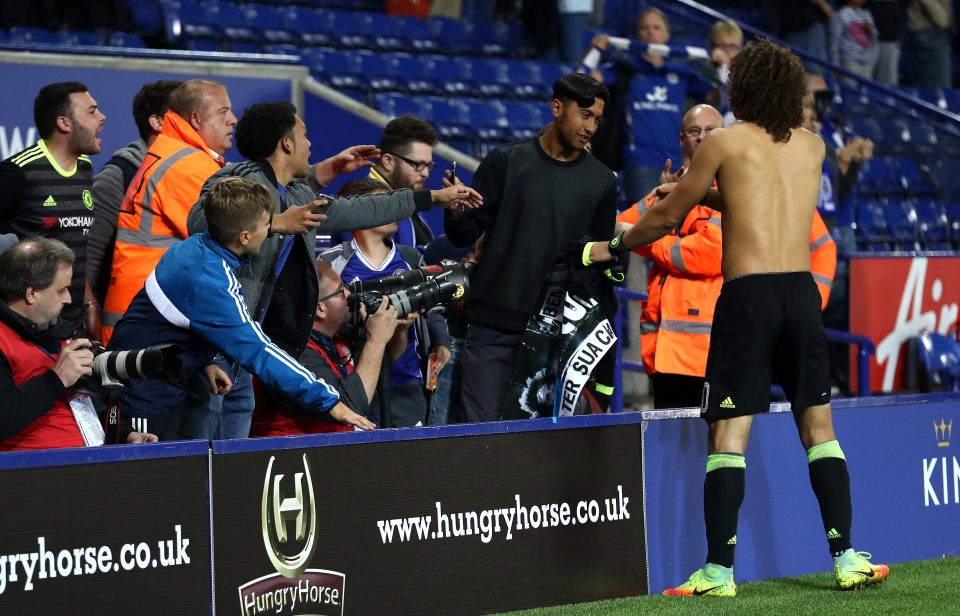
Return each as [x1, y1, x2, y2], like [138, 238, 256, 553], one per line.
[501, 556, 960, 615]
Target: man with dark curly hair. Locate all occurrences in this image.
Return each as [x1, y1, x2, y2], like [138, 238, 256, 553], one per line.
[589, 39, 888, 597]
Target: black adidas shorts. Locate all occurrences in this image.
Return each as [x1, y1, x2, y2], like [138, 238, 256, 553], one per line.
[702, 272, 831, 421]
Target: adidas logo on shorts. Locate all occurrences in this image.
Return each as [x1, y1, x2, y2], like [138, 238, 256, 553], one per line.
[720, 396, 736, 409]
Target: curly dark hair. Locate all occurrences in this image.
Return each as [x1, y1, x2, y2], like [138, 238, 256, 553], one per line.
[728, 38, 806, 143]
[235, 101, 298, 160]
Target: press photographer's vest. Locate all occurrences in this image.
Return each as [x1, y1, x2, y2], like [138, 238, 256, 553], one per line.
[0, 320, 83, 451]
[249, 337, 353, 437]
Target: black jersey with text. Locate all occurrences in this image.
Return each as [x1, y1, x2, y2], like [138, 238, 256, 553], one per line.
[0, 140, 95, 329]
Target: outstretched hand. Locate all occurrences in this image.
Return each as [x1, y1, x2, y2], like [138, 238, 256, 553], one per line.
[432, 184, 483, 210]
[314, 145, 380, 186]
[329, 402, 376, 430]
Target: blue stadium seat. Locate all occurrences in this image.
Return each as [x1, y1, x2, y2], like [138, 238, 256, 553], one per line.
[327, 9, 371, 49]
[374, 92, 427, 120]
[420, 55, 477, 97]
[941, 88, 960, 113]
[463, 98, 510, 142]
[471, 20, 509, 56]
[896, 156, 937, 195]
[127, 0, 163, 35]
[913, 332, 960, 391]
[302, 47, 364, 93]
[905, 118, 939, 149]
[539, 61, 571, 93]
[393, 15, 442, 54]
[846, 115, 885, 144]
[855, 199, 892, 251]
[423, 97, 471, 140]
[858, 157, 902, 195]
[207, 2, 257, 42]
[282, 6, 334, 47]
[355, 50, 401, 92]
[457, 57, 508, 98]
[945, 202, 960, 247]
[502, 101, 547, 140]
[8, 27, 57, 44]
[108, 31, 148, 48]
[383, 52, 436, 94]
[426, 16, 479, 54]
[247, 4, 297, 45]
[161, 0, 219, 42]
[913, 198, 952, 250]
[883, 198, 920, 250]
[503, 59, 546, 99]
[360, 12, 406, 51]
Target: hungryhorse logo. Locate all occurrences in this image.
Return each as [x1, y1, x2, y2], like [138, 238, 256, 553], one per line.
[262, 454, 318, 578]
[238, 455, 345, 616]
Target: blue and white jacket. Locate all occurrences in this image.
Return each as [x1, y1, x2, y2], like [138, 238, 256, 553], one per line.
[108, 232, 340, 415]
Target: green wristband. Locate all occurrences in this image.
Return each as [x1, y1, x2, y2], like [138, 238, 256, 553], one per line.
[608, 231, 627, 258]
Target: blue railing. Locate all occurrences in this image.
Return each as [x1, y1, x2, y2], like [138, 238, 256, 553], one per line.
[824, 327, 877, 398]
[612, 287, 647, 412]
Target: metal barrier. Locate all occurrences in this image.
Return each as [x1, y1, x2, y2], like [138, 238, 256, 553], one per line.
[612, 287, 647, 412]
[824, 327, 877, 397]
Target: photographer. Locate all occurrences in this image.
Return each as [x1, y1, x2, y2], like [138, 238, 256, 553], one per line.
[323, 179, 452, 427]
[0, 237, 156, 450]
[250, 262, 402, 436]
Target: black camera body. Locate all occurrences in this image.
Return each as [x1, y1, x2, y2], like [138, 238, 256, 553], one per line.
[347, 262, 471, 319]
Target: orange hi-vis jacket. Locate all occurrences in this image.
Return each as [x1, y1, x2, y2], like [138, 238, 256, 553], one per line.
[809, 209, 837, 310]
[100, 111, 224, 344]
[618, 189, 722, 377]
[618, 190, 837, 377]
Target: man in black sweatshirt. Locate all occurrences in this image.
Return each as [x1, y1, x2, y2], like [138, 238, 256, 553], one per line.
[446, 73, 617, 422]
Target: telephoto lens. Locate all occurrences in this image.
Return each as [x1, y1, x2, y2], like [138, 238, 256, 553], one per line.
[91, 344, 183, 386]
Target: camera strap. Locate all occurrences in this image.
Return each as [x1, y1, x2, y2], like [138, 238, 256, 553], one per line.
[102, 388, 123, 445]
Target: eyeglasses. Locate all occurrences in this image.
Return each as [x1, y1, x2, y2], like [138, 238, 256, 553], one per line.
[387, 151, 436, 173]
[318, 281, 347, 303]
[682, 126, 719, 138]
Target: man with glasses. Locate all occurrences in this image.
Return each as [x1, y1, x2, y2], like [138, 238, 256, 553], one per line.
[358, 114, 440, 249]
[615, 104, 724, 409]
[706, 20, 743, 126]
[250, 260, 401, 436]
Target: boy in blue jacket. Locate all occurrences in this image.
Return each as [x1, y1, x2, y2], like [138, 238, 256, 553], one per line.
[108, 177, 375, 438]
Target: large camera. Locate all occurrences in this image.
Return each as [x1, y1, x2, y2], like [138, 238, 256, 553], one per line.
[348, 262, 472, 318]
[88, 343, 184, 388]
